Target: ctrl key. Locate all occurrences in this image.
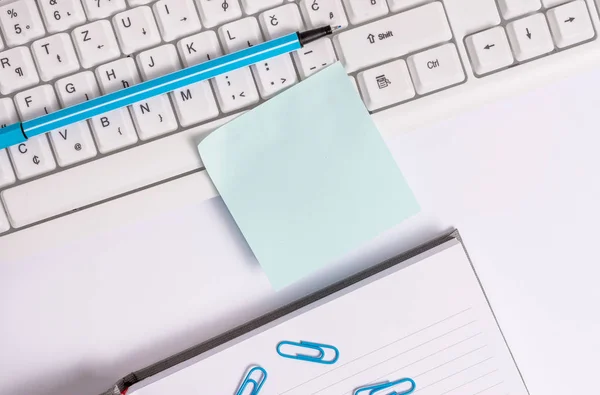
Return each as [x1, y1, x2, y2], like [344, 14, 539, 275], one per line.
[407, 43, 465, 95]
[357, 59, 415, 111]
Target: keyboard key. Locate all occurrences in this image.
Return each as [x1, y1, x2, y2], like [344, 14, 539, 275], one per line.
[113, 6, 161, 55]
[292, 37, 336, 78]
[343, 0, 389, 24]
[0, 149, 16, 188]
[242, 0, 284, 15]
[358, 59, 415, 111]
[299, 0, 348, 29]
[177, 31, 223, 67]
[81, 0, 126, 20]
[0, 204, 9, 234]
[387, 0, 429, 12]
[542, 0, 570, 8]
[15, 85, 96, 167]
[506, 13, 554, 61]
[547, 0, 594, 49]
[128, 0, 154, 5]
[497, 0, 541, 20]
[444, 0, 500, 36]
[153, 0, 202, 42]
[195, 0, 243, 28]
[0, 46, 40, 95]
[38, 0, 87, 33]
[97, 58, 178, 140]
[407, 43, 465, 94]
[220, 17, 297, 98]
[72, 20, 121, 68]
[466, 26, 514, 75]
[138, 45, 219, 127]
[55, 71, 138, 154]
[334, 2, 452, 73]
[0, 0, 46, 46]
[7, 134, 56, 180]
[0, 99, 18, 188]
[259, 4, 304, 39]
[32, 33, 80, 82]
[213, 69, 259, 112]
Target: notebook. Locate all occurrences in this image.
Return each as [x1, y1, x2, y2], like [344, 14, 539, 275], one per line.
[101, 231, 529, 395]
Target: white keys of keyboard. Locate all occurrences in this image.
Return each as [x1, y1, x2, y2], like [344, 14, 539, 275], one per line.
[506, 13, 554, 61]
[7, 134, 56, 180]
[219, 17, 296, 98]
[113, 6, 161, 55]
[177, 31, 223, 67]
[0, 205, 9, 234]
[242, 0, 284, 15]
[195, 0, 243, 28]
[0, 149, 16, 188]
[299, 0, 347, 29]
[0, 148, 16, 188]
[0, 0, 46, 47]
[10, 86, 58, 180]
[55, 71, 139, 153]
[444, 0, 500, 36]
[358, 59, 415, 111]
[407, 44, 464, 95]
[292, 37, 337, 78]
[259, 4, 304, 39]
[497, 0, 541, 20]
[466, 26, 514, 75]
[39, 0, 87, 33]
[32, 33, 80, 82]
[542, 0, 570, 8]
[128, 0, 154, 5]
[138, 45, 219, 127]
[0, 47, 40, 95]
[343, 0, 389, 25]
[72, 20, 121, 68]
[153, 0, 202, 42]
[334, 2, 452, 73]
[81, 0, 126, 21]
[0, 99, 18, 188]
[16, 85, 97, 167]
[97, 58, 178, 140]
[547, 0, 594, 49]
[387, 0, 429, 12]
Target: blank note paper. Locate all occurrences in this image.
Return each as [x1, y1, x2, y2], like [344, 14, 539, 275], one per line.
[198, 63, 420, 289]
[129, 239, 529, 395]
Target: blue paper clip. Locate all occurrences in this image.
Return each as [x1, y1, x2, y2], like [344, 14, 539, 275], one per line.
[354, 378, 416, 395]
[276, 340, 339, 364]
[235, 366, 267, 395]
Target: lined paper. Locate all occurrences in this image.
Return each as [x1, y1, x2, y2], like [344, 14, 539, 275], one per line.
[130, 239, 528, 395]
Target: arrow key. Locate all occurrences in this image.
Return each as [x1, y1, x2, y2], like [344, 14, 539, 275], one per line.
[466, 26, 514, 75]
[547, 0, 594, 49]
[506, 13, 554, 61]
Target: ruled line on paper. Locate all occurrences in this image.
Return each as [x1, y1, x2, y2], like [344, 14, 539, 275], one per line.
[279, 307, 473, 395]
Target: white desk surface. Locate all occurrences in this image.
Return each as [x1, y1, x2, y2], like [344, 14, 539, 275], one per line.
[1, 67, 599, 395]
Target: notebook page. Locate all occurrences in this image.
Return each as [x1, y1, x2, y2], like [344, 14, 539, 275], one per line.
[130, 239, 528, 395]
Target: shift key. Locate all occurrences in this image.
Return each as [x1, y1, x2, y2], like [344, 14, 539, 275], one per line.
[333, 2, 453, 72]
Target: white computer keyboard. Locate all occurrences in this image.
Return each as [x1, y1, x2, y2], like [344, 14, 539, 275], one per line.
[0, 0, 596, 234]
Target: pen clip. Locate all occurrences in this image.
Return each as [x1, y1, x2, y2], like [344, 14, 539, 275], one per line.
[354, 378, 416, 395]
[235, 366, 268, 395]
[276, 340, 339, 364]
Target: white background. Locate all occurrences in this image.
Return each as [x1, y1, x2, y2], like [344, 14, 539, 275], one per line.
[1, 65, 600, 395]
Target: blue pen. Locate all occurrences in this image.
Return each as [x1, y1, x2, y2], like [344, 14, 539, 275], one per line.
[0, 25, 341, 151]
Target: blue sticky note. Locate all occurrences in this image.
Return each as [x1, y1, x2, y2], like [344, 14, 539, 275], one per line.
[198, 63, 419, 289]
